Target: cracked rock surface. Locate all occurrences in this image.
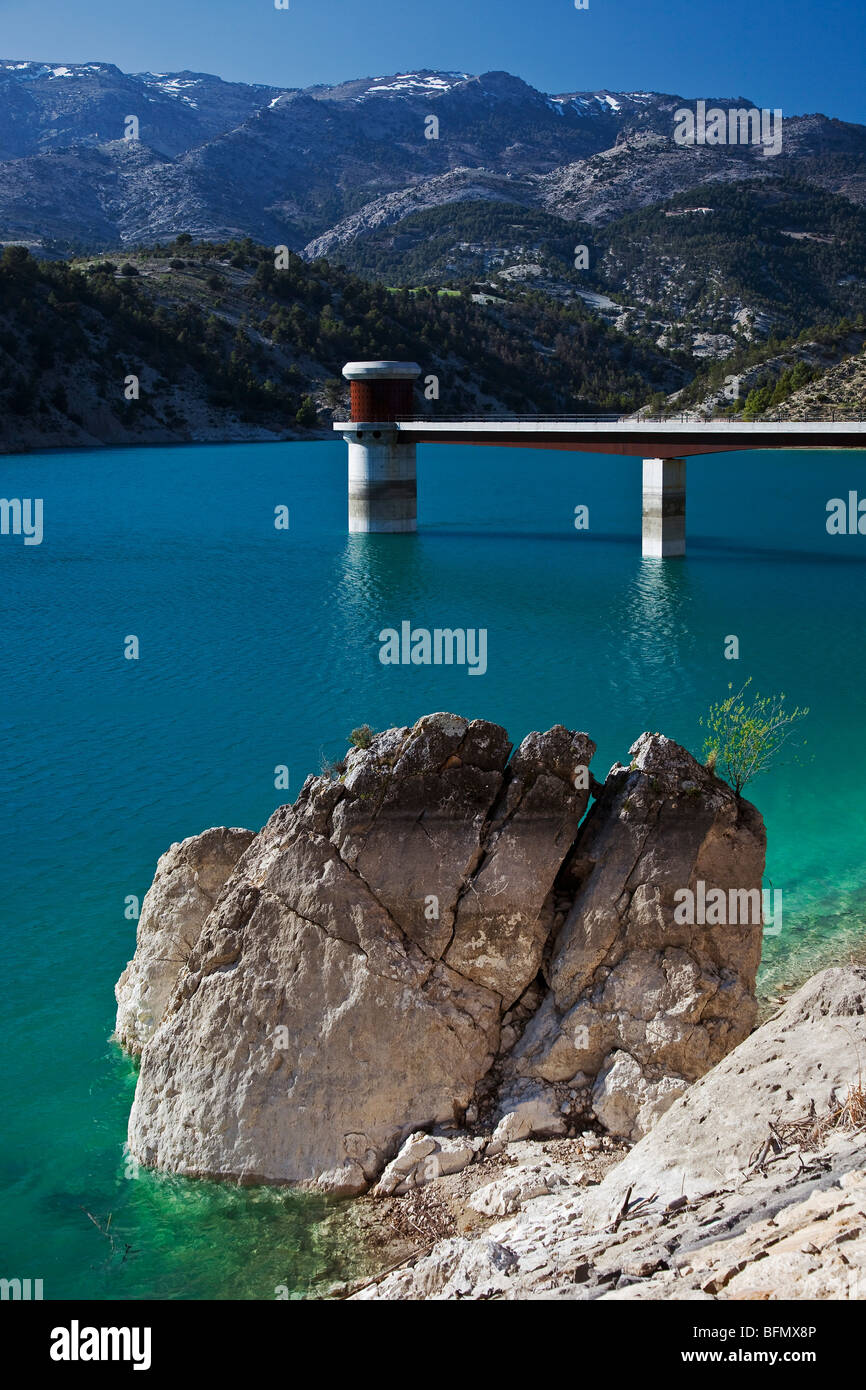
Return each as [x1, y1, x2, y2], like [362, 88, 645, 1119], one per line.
[117, 712, 764, 1190]
[498, 731, 766, 1141]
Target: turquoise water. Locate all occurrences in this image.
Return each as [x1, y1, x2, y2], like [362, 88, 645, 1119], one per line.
[2, 438, 865, 1299]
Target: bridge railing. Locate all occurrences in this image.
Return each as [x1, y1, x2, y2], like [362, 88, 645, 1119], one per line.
[395, 412, 866, 425]
[399, 413, 625, 423]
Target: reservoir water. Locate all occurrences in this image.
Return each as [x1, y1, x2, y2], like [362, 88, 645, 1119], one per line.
[2, 438, 865, 1297]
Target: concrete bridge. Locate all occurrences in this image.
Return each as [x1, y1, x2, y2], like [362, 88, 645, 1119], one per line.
[335, 361, 866, 556]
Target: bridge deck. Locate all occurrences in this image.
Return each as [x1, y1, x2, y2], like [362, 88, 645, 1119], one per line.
[335, 417, 866, 458]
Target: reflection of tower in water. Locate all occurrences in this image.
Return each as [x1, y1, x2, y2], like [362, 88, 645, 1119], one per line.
[335, 533, 432, 661]
[614, 559, 699, 707]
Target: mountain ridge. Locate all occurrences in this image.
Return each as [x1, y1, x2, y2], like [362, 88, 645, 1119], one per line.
[2, 60, 865, 416]
[2, 60, 863, 259]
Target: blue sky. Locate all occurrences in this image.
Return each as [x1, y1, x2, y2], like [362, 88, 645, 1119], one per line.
[2, 0, 864, 122]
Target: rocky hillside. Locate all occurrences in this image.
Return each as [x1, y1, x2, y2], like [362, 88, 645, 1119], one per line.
[597, 181, 866, 348]
[0, 65, 658, 250]
[665, 318, 866, 418]
[0, 66, 745, 250]
[329, 180, 866, 353]
[115, 713, 765, 1193]
[0, 239, 684, 452]
[0, 61, 281, 159]
[4, 61, 866, 431]
[769, 349, 866, 419]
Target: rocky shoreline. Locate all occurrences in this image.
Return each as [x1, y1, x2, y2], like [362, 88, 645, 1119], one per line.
[346, 967, 866, 1300]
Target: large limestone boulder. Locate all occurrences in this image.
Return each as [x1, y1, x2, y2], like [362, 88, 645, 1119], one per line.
[114, 826, 255, 1055]
[123, 714, 594, 1190]
[117, 715, 767, 1189]
[504, 732, 766, 1139]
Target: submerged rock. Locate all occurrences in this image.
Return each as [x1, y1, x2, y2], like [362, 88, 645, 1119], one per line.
[115, 713, 766, 1189]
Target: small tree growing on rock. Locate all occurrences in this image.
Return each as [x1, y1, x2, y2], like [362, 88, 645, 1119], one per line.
[700, 677, 809, 797]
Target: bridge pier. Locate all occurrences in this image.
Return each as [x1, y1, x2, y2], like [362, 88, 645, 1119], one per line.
[342, 361, 421, 533]
[335, 369, 866, 549]
[642, 457, 686, 558]
[345, 426, 418, 533]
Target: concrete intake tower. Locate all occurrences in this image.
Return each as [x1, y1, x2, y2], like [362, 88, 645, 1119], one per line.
[342, 361, 422, 532]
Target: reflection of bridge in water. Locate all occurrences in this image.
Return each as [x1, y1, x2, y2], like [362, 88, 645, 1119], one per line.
[335, 361, 866, 557]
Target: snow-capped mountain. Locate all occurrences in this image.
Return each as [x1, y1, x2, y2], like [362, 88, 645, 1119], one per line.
[0, 61, 863, 254]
